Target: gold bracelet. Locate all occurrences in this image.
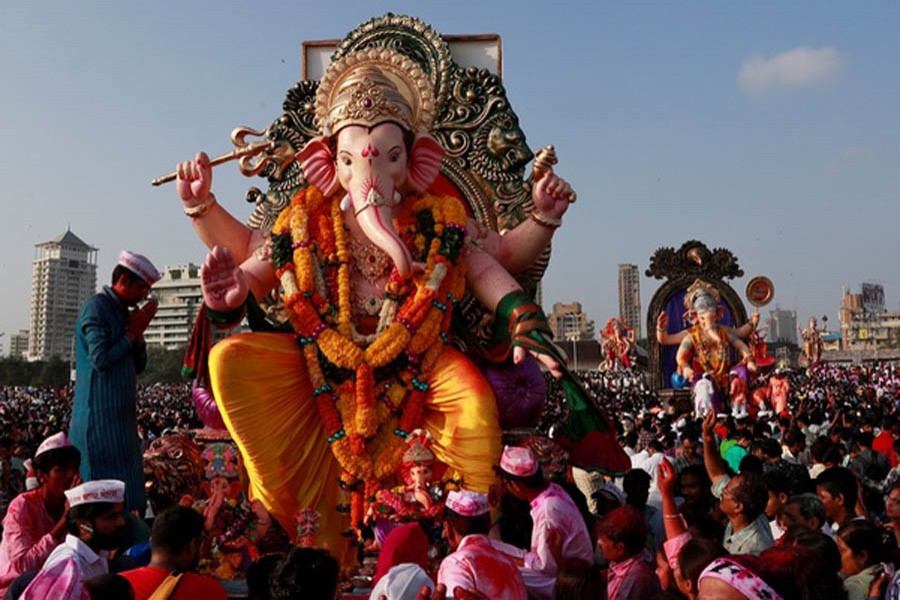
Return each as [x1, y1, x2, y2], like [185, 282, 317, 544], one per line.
[529, 211, 562, 229]
[184, 193, 217, 218]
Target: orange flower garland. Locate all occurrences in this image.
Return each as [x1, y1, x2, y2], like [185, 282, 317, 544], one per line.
[270, 186, 468, 524]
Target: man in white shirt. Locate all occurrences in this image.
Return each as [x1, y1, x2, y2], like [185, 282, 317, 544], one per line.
[22, 480, 126, 600]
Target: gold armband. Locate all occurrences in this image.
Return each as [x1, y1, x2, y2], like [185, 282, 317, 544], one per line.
[529, 211, 562, 229]
[184, 193, 217, 218]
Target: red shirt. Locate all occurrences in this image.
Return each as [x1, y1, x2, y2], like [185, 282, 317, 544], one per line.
[120, 567, 227, 600]
[873, 431, 898, 468]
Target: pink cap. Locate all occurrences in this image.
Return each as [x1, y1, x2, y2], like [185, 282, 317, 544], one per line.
[64, 480, 125, 507]
[446, 490, 490, 517]
[35, 432, 73, 458]
[499, 445, 538, 477]
[118, 250, 161, 284]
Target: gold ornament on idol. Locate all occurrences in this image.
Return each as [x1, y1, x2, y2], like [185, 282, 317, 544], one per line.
[314, 47, 436, 135]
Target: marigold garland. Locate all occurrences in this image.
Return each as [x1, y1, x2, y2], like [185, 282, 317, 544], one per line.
[270, 186, 468, 525]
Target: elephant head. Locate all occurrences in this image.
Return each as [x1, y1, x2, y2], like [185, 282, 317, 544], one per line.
[296, 122, 444, 277]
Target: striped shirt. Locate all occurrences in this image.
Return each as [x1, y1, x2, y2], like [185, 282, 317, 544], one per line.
[69, 287, 147, 512]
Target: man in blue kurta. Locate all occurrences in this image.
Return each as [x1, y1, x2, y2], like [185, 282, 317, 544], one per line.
[70, 250, 160, 514]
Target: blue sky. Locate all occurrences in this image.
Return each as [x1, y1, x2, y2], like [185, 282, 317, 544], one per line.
[1, 1, 898, 348]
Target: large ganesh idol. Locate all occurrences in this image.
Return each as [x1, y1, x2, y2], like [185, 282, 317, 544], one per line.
[657, 280, 758, 411]
[174, 44, 627, 560]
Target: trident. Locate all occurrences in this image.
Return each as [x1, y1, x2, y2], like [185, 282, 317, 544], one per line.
[151, 126, 295, 186]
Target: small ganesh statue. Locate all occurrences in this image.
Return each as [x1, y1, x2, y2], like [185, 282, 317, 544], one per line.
[657, 280, 758, 414]
[195, 442, 271, 580]
[799, 317, 825, 366]
[599, 317, 635, 371]
[747, 326, 776, 372]
[373, 431, 443, 519]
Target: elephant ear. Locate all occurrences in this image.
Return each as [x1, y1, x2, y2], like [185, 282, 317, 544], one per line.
[408, 134, 445, 192]
[297, 136, 339, 195]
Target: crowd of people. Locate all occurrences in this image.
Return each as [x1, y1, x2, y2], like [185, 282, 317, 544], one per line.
[0, 383, 200, 453]
[0, 383, 200, 521]
[1, 360, 899, 599]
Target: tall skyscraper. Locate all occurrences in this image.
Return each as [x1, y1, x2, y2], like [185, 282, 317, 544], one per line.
[618, 264, 641, 338]
[767, 306, 798, 344]
[28, 229, 98, 361]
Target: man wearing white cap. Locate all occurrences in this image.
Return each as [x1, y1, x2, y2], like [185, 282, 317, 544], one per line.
[70, 251, 160, 514]
[21, 479, 127, 600]
[370, 563, 434, 600]
[438, 490, 526, 600]
[0, 432, 81, 598]
[491, 446, 593, 600]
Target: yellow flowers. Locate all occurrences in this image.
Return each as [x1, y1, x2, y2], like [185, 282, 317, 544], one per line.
[272, 186, 469, 509]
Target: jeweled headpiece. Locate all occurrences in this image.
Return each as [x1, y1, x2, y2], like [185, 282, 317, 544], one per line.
[315, 48, 435, 136]
[402, 430, 435, 465]
[684, 279, 720, 313]
[201, 442, 239, 480]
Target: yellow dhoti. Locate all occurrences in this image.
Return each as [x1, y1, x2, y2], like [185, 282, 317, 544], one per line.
[209, 332, 501, 560]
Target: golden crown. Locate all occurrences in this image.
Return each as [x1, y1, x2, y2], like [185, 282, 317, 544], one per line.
[402, 430, 435, 465]
[684, 279, 721, 311]
[315, 48, 435, 136]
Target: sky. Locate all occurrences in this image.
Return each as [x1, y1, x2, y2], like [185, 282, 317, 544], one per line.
[1, 1, 899, 350]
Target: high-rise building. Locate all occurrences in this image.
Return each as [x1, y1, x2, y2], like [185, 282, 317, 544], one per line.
[144, 264, 205, 350]
[144, 263, 243, 349]
[9, 330, 29, 358]
[767, 306, 798, 344]
[618, 264, 641, 338]
[548, 301, 595, 341]
[28, 230, 98, 361]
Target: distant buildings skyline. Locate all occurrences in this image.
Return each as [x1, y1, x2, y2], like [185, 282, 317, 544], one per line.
[8, 229, 898, 358]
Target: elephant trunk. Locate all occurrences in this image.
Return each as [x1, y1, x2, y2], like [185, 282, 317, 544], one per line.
[351, 186, 412, 278]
